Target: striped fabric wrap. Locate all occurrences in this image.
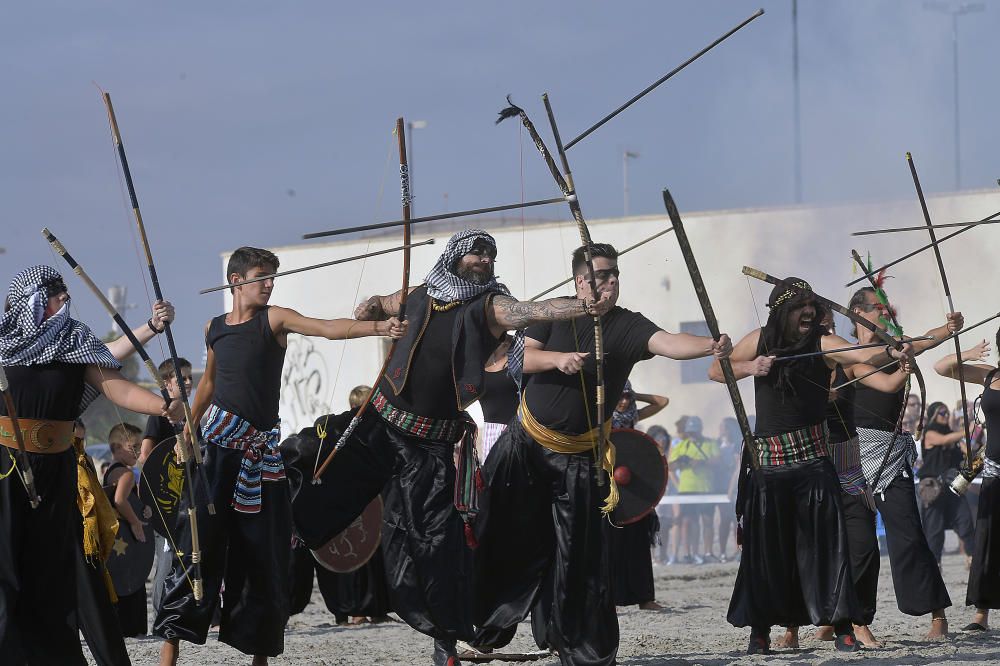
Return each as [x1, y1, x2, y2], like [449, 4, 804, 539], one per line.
[203, 404, 283, 514]
[857, 427, 917, 494]
[828, 436, 868, 496]
[371, 387, 482, 545]
[755, 422, 829, 467]
[480, 421, 507, 460]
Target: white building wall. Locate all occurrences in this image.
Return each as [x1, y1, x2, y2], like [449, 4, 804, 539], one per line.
[222, 189, 998, 440]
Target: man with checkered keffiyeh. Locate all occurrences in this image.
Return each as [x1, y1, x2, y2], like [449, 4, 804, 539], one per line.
[324, 228, 612, 665]
[1, 265, 183, 665]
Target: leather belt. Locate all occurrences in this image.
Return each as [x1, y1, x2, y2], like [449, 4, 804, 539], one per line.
[0, 417, 74, 454]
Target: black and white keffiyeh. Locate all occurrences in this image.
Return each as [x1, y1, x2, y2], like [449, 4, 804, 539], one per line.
[0, 265, 120, 371]
[612, 380, 639, 429]
[857, 426, 918, 494]
[424, 229, 526, 386]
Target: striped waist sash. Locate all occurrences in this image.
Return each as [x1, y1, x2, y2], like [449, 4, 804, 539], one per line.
[204, 404, 283, 514]
[829, 436, 869, 496]
[371, 387, 482, 545]
[755, 422, 829, 467]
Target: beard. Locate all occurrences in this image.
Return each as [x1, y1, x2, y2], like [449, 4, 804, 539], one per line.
[457, 265, 493, 285]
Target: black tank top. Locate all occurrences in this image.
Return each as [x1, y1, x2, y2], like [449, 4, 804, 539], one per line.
[378, 303, 465, 419]
[825, 365, 856, 443]
[753, 333, 829, 437]
[982, 369, 1000, 460]
[0, 363, 87, 420]
[207, 307, 286, 430]
[103, 461, 136, 493]
[480, 366, 519, 424]
[853, 365, 904, 430]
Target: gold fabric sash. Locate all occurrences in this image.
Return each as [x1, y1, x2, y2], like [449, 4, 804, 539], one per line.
[518, 400, 619, 514]
[74, 438, 119, 602]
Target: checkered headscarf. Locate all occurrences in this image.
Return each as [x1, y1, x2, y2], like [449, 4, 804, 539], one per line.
[0, 265, 120, 370]
[424, 229, 525, 386]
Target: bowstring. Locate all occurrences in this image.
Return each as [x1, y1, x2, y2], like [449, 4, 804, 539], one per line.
[311, 124, 395, 475]
[743, 277, 901, 433]
[45, 243, 196, 594]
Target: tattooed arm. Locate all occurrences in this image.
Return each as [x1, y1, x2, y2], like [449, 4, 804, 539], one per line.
[487, 293, 612, 338]
[354, 286, 419, 320]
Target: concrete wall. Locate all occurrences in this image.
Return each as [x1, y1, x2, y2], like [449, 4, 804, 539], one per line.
[222, 188, 999, 440]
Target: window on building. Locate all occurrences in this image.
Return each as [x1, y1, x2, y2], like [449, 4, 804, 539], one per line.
[679, 320, 712, 384]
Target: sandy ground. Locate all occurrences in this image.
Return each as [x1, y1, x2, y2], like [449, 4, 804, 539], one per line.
[101, 550, 1000, 665]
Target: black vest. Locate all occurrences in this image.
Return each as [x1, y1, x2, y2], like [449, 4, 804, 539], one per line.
[383, 285, 502, 410]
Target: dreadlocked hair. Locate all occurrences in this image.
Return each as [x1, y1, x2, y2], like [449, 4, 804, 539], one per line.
[760, 278, 830, 395]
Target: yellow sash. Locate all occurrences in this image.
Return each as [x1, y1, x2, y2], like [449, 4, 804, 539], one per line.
[74, 438, 120, 602]
[518, 400, 619, 514]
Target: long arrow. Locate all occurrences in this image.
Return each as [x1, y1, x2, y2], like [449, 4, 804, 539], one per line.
[198, 240, 434, 294]
[852, 210, 1000, 236]
[564, 9, 765, 150]
[528, 226, 674, 301]
[302, 197, 564, 240]
[665, 190, 758, 470]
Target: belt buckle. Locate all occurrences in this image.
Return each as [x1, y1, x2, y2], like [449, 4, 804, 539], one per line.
[29, 421, 57, 451]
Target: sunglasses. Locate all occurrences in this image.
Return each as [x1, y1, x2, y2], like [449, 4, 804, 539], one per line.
[857, 303, 885, 313]
[593, 268, 620, 282]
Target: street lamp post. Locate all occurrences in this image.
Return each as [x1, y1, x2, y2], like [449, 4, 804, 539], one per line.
[924, 2, 984, 191]
[623, 150, 639, 216]
[406, 120, 427, 214]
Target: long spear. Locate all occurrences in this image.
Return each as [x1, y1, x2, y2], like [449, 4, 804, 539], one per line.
[907, 152, 973, 469]
[198, 240, 434, 294]
[101, 93, 215, 521]
[302, 197, 564, 240]
[43, 227, 205, 601]
[0, 364, 41, 507]
[312, 117, 413, 482]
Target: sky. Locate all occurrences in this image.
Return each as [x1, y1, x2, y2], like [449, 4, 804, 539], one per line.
[1, 1, 996, 362]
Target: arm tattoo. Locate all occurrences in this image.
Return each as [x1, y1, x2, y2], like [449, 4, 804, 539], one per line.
[377, 289, 406, 318]
[493, 295, 584, 329]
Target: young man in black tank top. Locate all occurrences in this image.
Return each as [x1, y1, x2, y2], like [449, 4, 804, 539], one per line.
[473, 243, 731, 666]
[154, 247, 405, 666]
[0, 265, 183, 665]
[711, 278, 912, 654]
[337, 229, 613, 666]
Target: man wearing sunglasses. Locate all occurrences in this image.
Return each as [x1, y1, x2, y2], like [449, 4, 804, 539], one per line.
[473, 242, 732, 666]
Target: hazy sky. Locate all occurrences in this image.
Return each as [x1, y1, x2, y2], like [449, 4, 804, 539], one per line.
[1, 1, 996, 360]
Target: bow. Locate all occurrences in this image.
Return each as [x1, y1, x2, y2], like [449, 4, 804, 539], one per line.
[906, 152, 973, 470]
[101, 92, 213, 602]
[664, 191, 757, 472]
[0, 364, 41, 507]
[850, 249, 926, 489]
[313, 116, 413, 482]
[43, 227, 206, 602]
[497, 95, 609, 486]
[742, 267, 906, 355]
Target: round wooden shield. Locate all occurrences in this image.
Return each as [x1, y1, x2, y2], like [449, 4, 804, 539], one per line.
[311, 495, 383, 573]
[138, 436, 185, 539]
[609, 428, 669, 527]
[103, 488, 155, 597]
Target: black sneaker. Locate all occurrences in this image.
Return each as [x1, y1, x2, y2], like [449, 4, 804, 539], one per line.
[747, 634, 770, 655]
[433, 639, 462, 666]
[835, 633, 860, 652]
